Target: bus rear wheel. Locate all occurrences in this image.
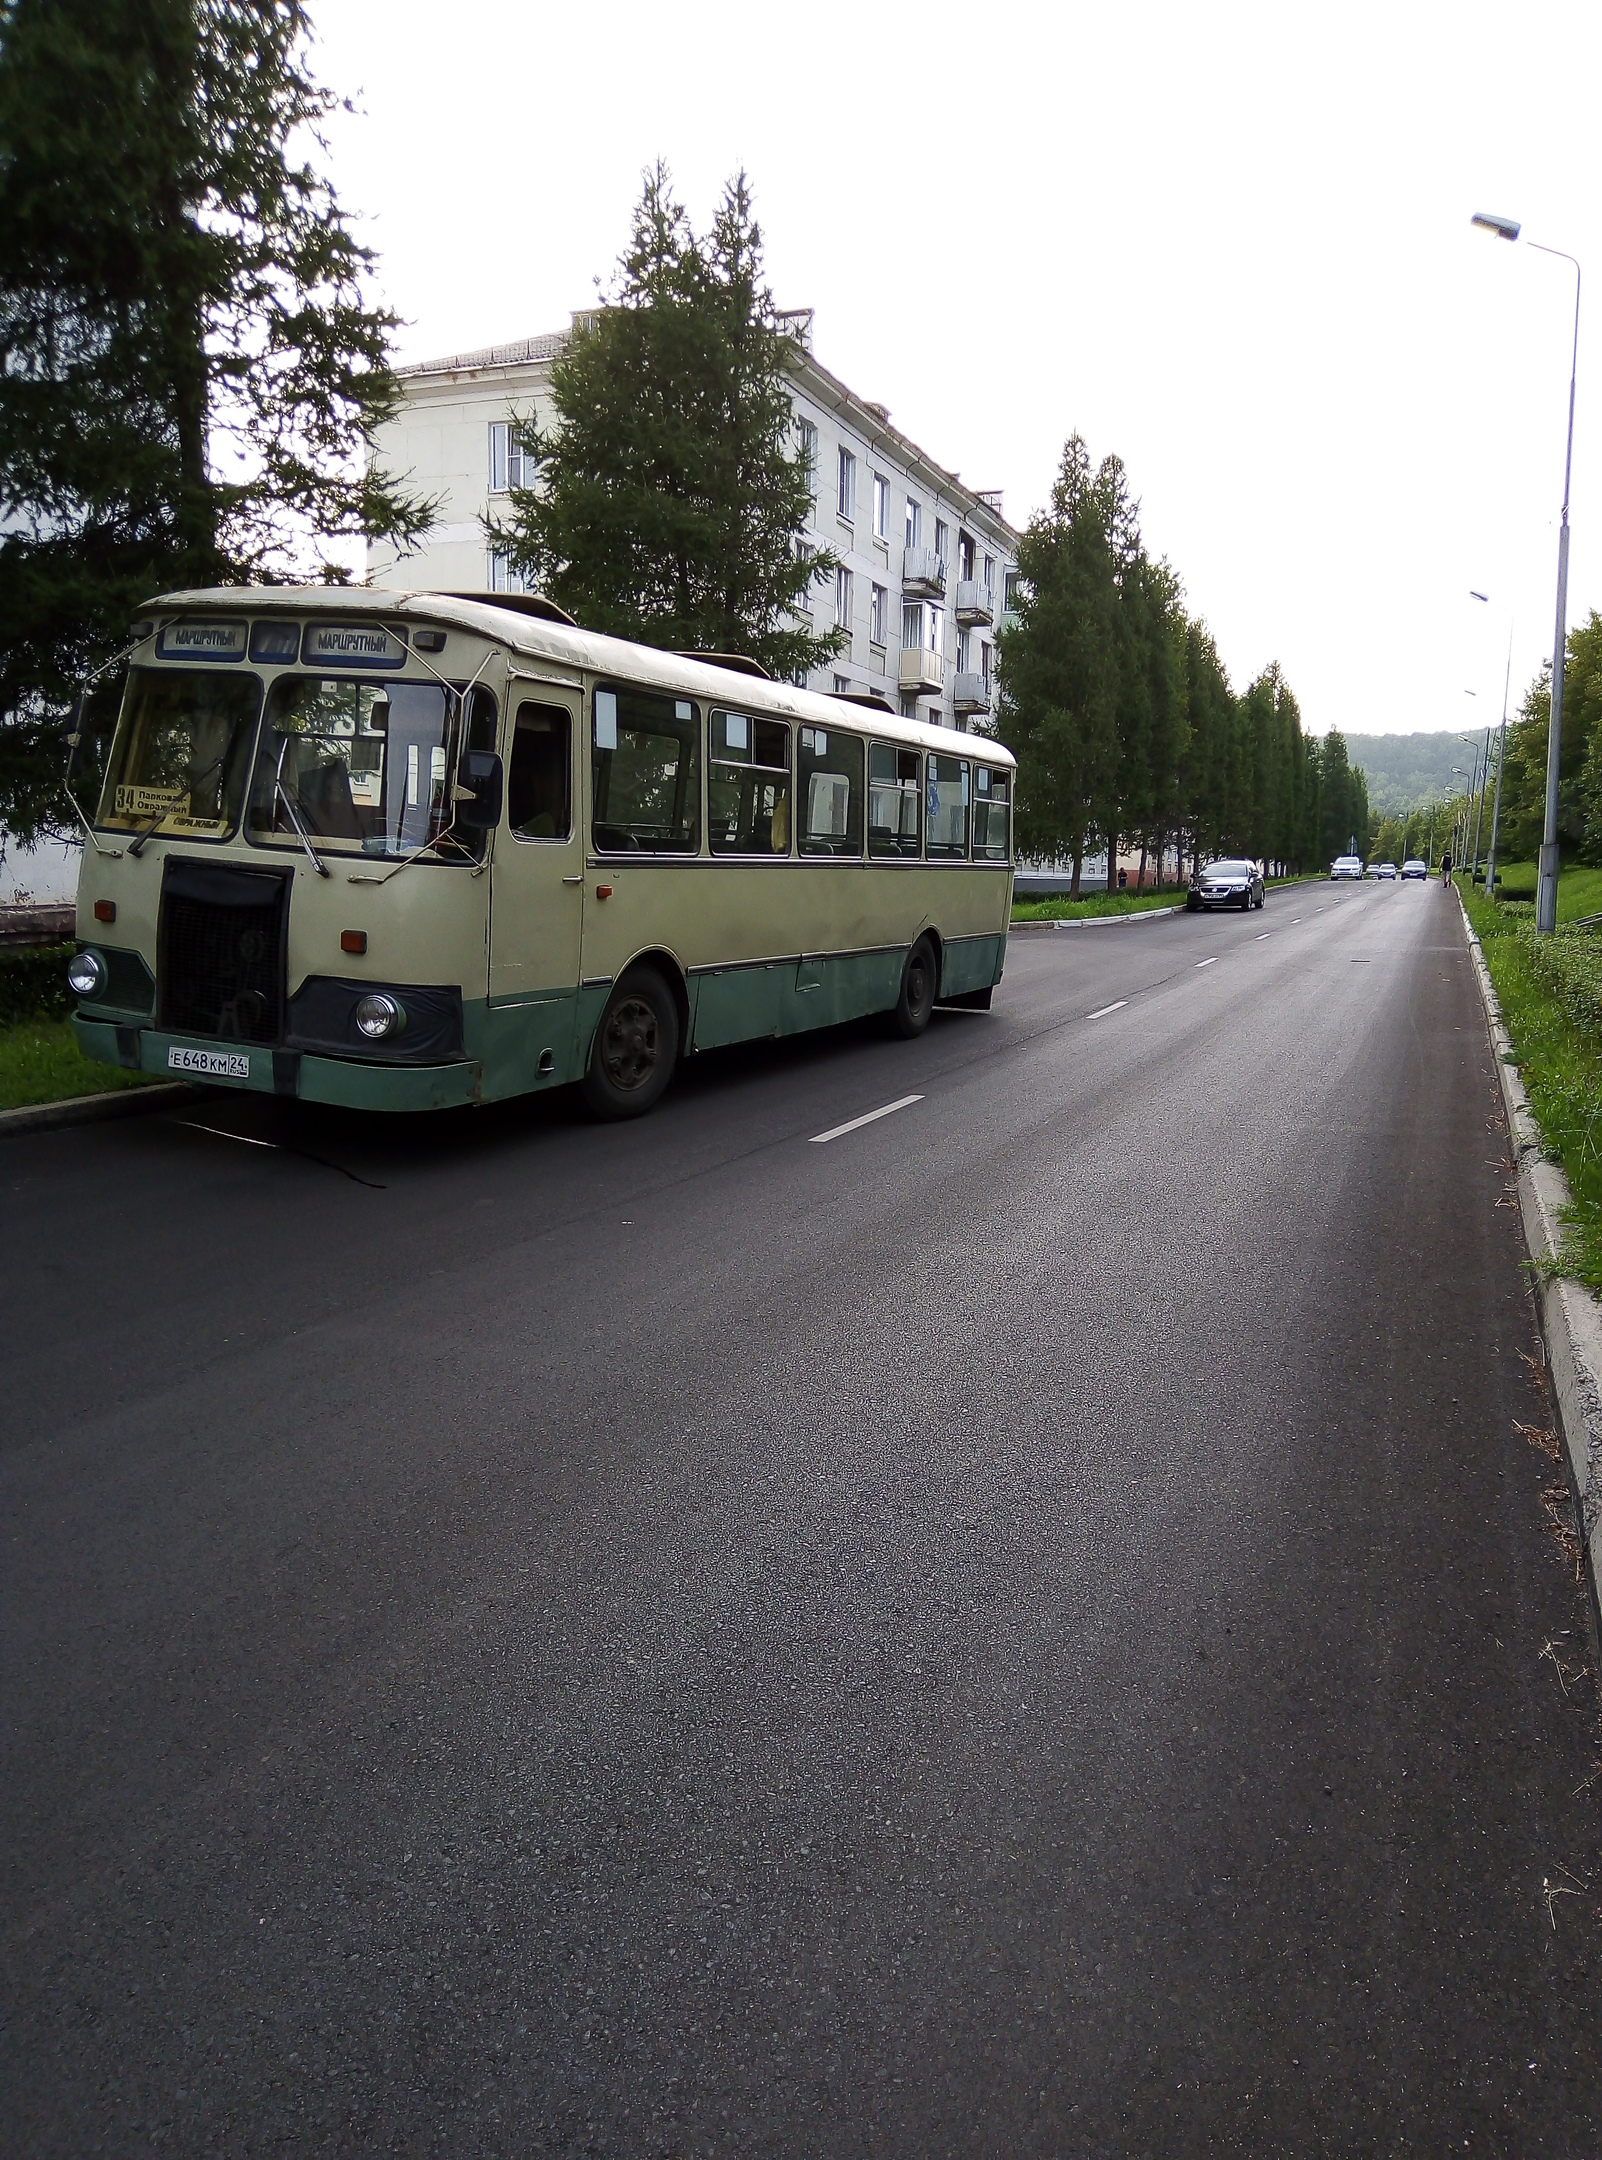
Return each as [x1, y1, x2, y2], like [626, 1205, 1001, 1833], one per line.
[890, 936, 937, 1039]
[582, 966, 680, 1119]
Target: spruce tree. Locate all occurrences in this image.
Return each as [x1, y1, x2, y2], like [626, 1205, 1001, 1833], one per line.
[492, 166, 841, 681]
[997, 436, 1119, 892]
[0, 0, 431, 843]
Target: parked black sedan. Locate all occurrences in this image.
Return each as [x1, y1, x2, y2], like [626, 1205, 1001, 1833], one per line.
[1187, 858, 1266, 912]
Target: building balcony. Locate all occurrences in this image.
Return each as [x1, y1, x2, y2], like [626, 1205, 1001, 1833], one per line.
[954, 580, 994, 626]
[901, 547, 946, 598]
[899, 648, 945, 695]
[953, 671, 990, 714]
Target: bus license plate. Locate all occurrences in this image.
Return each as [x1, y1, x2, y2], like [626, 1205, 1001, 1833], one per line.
[168, 1046, 252, 1078]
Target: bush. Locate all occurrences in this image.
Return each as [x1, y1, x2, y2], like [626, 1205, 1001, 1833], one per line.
[1522, 924, 1602, 1038]
[0, 943, 74, 1028]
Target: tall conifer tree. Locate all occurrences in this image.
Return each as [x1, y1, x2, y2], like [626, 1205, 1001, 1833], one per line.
[492, 166, 841, 681]
[0, 0, 431, 843]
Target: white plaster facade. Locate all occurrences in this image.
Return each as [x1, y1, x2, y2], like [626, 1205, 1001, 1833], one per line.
[366, 311, 1018, 733]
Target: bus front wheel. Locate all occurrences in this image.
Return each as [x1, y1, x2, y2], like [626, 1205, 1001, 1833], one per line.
[582, 966, 680, 1118]
[890, 937, 937, 1039]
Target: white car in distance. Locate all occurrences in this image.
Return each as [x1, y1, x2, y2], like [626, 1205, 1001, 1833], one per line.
[1330, 856, 1364, 880]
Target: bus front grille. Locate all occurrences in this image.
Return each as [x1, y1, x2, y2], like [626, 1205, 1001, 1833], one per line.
[158, 860, 289, 1045]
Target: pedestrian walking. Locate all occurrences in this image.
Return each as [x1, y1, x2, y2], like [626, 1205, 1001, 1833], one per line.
[1441, 852, 1452, 881]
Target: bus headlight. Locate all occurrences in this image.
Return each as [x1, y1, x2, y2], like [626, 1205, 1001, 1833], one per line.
[67, 949, 107, 1000]
[354, 991, 406, 1041]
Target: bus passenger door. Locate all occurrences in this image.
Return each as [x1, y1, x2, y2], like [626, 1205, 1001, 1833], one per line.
[489, 695, 583, 1069]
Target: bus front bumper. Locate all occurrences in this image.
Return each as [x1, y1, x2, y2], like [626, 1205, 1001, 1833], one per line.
[72, 1018, 482, 1113]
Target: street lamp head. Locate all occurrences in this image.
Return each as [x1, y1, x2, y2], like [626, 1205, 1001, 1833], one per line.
[1471, 211, 1521, 242]
[1470, 590, 1490, 602]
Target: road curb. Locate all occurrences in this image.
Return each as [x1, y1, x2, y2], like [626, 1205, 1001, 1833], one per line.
[0, 1082, 197, 1139]
[1457, 887, 1602, 1636]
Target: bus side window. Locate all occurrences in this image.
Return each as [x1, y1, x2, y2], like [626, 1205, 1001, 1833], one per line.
[592, 686, 701, 854]
[508, 701, 571, 839]
[797, 726, 864, 857]
[868, 742, 921, 858]
[973, 766, 1010, 861]
[710, 710, 791, 855]
[926, 754, 970, 858]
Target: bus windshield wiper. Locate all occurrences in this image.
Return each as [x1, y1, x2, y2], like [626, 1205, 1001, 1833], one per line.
[128, 717, 252, 856]
[274, 777, 331, 878]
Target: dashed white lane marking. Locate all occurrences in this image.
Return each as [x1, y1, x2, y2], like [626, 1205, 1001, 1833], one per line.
[810, 1094, 924, 1144]
[1195, 958, 1218, 969]
[1085, 1000, 1128, 1020]
[1290, 917, 1302, 923]
[1256, 931, 1272, 939]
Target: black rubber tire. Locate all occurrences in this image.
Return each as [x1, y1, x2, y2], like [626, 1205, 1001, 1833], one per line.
[890, 936, 937, 1039]
[581, 966, 680, 1119]
[1239, 891, 1251, 912]
[1186, 894, 1200, 913]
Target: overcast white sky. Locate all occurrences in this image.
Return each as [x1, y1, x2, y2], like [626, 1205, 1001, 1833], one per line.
[312, 0, 1598, 743]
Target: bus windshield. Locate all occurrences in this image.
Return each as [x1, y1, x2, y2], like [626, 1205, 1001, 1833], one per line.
[245, 676, 481, 861]
[95, 669, 261, 840]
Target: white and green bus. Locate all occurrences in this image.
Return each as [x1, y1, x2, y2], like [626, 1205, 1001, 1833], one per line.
[66, 588, 1014, 1116]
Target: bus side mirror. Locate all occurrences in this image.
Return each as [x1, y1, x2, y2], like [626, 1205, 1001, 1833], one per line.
[455, 749, 503, 829]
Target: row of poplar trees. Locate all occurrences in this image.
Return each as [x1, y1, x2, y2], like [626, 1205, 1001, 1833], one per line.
[999, 439, 1368, 885]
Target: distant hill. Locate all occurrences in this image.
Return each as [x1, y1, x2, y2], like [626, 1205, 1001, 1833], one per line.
[1342, 732, 1490, 816]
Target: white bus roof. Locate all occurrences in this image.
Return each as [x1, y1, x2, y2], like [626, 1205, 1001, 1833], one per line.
[143, 585, 1016, 769]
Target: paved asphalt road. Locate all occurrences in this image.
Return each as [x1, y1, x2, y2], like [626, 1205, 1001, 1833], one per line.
[5, 878, 1601, 2156]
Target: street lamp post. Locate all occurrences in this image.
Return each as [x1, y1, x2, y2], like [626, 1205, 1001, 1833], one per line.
[1484, 634, 1513, 894]
[1472, 212, 1582, 933]
[1469, 726, 1493, 876]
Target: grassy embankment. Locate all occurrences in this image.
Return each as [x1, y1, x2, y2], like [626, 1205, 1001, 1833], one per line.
[1457, 860, 1602, 1291]
[0, 944, 155, 1112]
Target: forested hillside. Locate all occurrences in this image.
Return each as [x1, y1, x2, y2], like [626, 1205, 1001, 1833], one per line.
[1344, 733, 1488, 816]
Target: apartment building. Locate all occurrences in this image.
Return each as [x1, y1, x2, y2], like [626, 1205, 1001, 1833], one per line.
[365, 310, 1018, 733]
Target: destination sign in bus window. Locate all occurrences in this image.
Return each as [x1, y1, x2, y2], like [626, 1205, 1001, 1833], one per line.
[96, 668, 261, 839]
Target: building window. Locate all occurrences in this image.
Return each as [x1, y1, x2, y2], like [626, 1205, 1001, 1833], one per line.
[903, 600, 943, 653]
[958, 628, 972, 672]
[835, 566, 853, 630]
[980, 639, 992, 686]
[958, 532, 975, 582]
[872, 473, 889, 541]
[837, 447, 856, 521]
[488, 421, 535, 495]
[1004, 570, 1023, 612]
[870, 583, 887, 644]
[983, 553, 996, 596]
[488, 549, 529, 594]
[797, 418, 819, 509]
[904, 497, 922, 551]
[833, 674, 851, 694]
[934, 518, 948, 567]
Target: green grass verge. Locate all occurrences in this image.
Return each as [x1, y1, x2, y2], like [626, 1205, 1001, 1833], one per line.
[1475, 858, 1602, 922]
[1457, 873, 1602, 1291]
[1012, 889, 1186, 921]
[0, 1018, 155, 1112]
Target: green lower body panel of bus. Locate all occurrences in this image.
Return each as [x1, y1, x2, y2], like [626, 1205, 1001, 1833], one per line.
[71, 933, 1006, 1113]
[72, 1017, 485, 1113]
